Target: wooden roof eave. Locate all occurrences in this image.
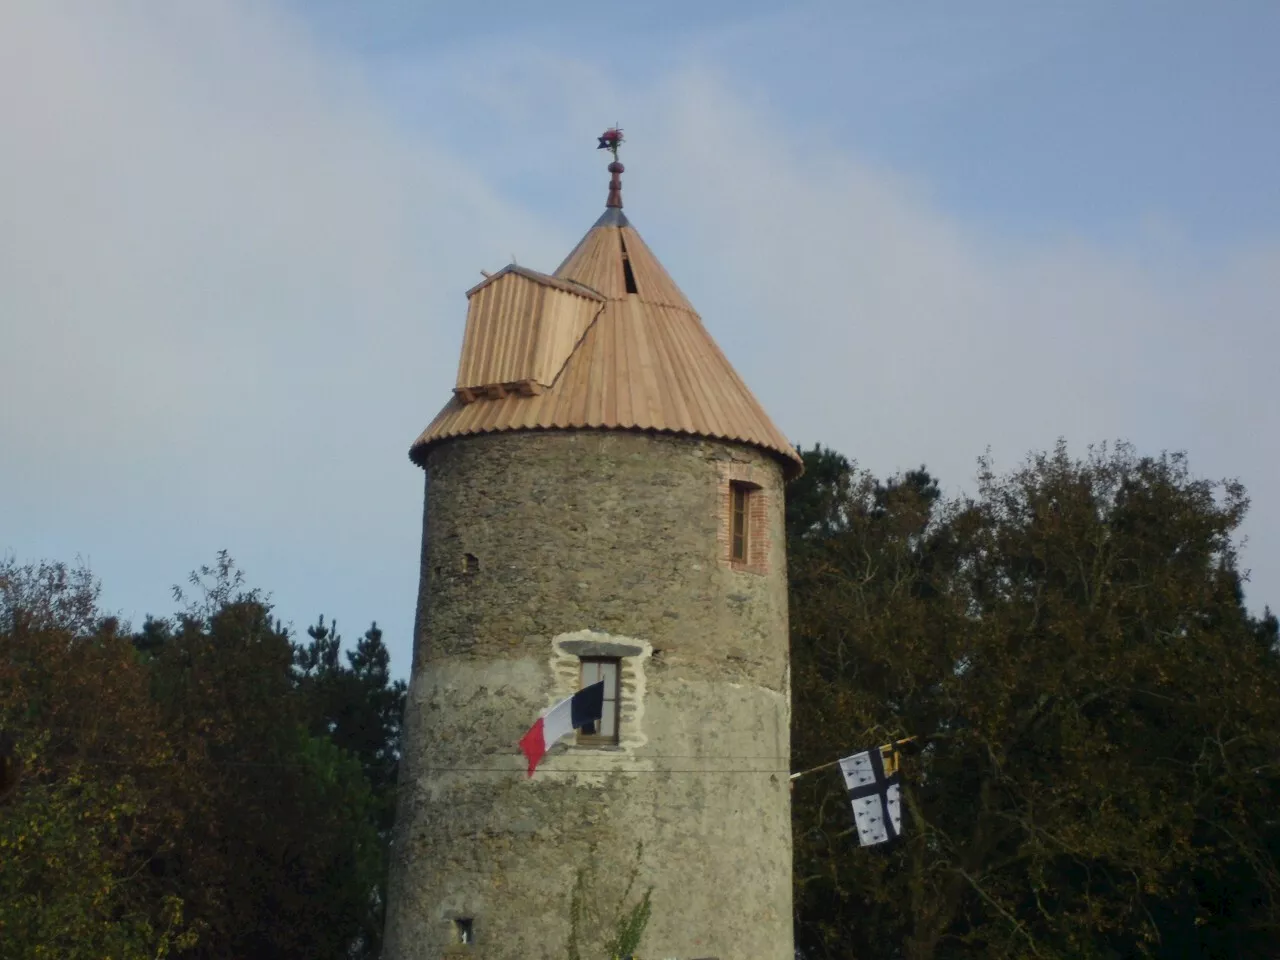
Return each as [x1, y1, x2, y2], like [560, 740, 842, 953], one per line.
[408, 420, 803, 478]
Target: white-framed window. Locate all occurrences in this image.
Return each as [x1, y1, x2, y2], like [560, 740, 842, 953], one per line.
[577, 657, 620, 744]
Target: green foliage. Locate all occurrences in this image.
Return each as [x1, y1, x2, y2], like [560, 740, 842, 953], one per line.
[786, 443, 858, 544]
[789, 441, 1280, 959]
[567, 842, 653, 960]
[0, 552, 401, 960]
[0, 743, 196, 960]
[292, 614, 407, 954]
[0, 559, 198, 959]
[141, 558, 388, 960]
[294, 615, 407, 824]
[606, 889, 653, 960]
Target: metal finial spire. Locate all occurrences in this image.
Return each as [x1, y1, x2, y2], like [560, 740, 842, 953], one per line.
[597, 126, 625, 209]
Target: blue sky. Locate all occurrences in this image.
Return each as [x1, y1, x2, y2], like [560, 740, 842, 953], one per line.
[291, 0, 1280, 246]
[2, 1, 1277, 678]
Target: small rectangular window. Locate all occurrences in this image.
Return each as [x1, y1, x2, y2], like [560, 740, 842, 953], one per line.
[577, 657, 620, 744]
[730, 482, 750, 562]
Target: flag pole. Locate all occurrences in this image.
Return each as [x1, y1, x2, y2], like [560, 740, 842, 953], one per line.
[789, 758, 840, 781]
[789, 736, 919, 781]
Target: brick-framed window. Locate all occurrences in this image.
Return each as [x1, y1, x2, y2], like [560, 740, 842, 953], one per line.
[718, 465, 770, 573]
[730, 481, 752, 562]
[576, 657, 620, 745]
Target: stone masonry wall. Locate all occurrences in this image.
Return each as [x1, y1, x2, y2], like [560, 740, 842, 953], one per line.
[383, 428, 794, 960]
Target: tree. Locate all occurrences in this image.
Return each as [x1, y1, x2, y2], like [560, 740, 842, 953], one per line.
[143, 554, 384, 960]
[0, 558, 198, 959]
[1, 551, 398, 959]
[786, 443, 859, 546]
[294, 616, 406, 819]
[789, 442, 1280, 959]
[293, 615, 407, 954]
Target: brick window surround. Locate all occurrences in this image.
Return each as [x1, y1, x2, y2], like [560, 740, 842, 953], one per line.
[717, 464, 770, 573]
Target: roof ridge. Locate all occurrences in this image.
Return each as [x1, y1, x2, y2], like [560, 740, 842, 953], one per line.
[466, 263, 605, 301]
[542, 300, 609, 391]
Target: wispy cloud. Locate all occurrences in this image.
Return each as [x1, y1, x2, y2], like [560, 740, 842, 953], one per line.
[2, 3, 1274, 676]
[0, 1, 559, 654]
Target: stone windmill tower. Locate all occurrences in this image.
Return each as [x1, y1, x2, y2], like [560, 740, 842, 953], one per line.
[383, 135, 803, 960]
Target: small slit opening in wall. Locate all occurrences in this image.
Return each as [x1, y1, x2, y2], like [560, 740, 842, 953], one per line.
[454, 918, 474, 945]
[463, 553, 479, 575]
[619, 233, 639, 294]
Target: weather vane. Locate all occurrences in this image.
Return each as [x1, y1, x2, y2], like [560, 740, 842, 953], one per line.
[597, 125, 624, 161]
[598, 125, 626, 209]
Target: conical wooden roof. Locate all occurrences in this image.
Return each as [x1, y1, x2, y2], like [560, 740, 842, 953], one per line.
[410, 191, 802, 478]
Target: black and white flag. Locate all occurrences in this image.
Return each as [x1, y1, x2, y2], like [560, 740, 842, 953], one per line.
[839, 743, 903, 847]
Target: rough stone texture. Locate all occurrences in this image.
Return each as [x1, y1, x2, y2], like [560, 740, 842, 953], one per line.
[383, 428, 794, 960]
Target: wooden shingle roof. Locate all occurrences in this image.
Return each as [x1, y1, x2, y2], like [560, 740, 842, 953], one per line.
[410, 181, 802, 478]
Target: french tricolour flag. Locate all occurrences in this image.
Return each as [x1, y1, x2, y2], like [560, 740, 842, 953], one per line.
[518, 681, 605, 777]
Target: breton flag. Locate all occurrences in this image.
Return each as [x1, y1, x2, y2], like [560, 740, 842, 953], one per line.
[518, 681, 605, 777]
[839, 742, 904, 847]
